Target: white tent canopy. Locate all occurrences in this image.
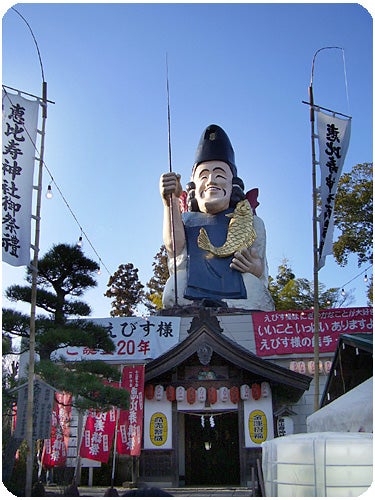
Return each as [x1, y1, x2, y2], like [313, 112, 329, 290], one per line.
[307, 377, 373, 433]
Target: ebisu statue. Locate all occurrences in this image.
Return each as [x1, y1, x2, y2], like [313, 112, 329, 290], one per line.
[159, 124, 274, 312]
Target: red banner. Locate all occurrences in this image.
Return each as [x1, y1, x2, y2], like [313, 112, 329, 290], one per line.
[253, 307, 373, 357]
[80, 408, 116, 463]
[42, 392, 72, 468]
[117, 365, 145, 456]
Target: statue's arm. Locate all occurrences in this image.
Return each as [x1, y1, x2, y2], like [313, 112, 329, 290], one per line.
[230, 216, 266, 278]
[160, 172, 186, 258]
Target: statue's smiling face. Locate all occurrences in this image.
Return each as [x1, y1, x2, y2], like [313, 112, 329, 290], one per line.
[193, 161, 233, 214]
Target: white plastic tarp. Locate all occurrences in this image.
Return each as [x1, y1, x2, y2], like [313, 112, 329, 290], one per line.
[307, 377, 373, 433]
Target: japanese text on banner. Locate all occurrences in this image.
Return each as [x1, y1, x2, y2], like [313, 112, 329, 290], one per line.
[79, 408, 116, 463]
[2, 91, 39, 266]
[51, 316, 180, 362]
[317, 110, 351, 269]
[42, 392, 72, 468]
[253, 307, 372, 356]
[117, 365, 145, 456]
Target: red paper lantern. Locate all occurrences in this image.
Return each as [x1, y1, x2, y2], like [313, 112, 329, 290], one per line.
[186, 387, 196, 405]
[166, 385, 176, 402]
[230, 386, 240, 404]
[208, 387, 217, 405]
[252, 383, 261, 400]
[145, 384, 154, 400]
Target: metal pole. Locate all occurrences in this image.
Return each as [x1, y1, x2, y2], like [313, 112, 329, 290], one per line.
[25, 81, 48, 496]
[308, 81, 321, 412]
[308, 46, 346, 411]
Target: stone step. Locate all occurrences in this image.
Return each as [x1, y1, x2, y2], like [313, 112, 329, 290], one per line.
[164, 486, 253, 497]
[44, 485, 254, 497]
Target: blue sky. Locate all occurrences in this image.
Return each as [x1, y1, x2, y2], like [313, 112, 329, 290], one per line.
[2, 2, 373, 318]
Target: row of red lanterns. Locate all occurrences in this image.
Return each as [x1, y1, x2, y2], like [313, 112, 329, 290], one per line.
[145, 382, 270, 405]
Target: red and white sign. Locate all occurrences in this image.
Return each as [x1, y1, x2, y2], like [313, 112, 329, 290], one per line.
[52, 316, 180, 362]
[253, 307, 373, 356]
[42, 392, 72, 467]
[80, 408, 116, 463]
[117, 365, 145, 456]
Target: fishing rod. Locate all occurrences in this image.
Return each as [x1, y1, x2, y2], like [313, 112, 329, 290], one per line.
[166, 54, 179, 306]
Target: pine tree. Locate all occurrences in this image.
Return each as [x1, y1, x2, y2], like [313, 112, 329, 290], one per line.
[3, 243, 129, 411]
[104, 263, 145, 317]
[145, 245, 169, 313]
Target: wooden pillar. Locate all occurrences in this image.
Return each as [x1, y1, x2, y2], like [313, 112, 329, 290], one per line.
[238, 399, 246, 486]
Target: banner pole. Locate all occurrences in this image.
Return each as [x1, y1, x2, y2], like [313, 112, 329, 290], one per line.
[309, 75, 321, 413]
[111, 365, 123, 488]
[73, 409, 88, 486]
[25, 81, 47, 496]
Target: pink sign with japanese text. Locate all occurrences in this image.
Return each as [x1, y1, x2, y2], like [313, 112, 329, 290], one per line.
[80, 408, 117, 463]
[117, 365, 145, 456]
[252, 307, 373, 356]
[42, 392, 72, 467]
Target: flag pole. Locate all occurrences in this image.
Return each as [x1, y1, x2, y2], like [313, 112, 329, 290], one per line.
[309, 46, 345, 412]
[25, 81, 48, 496]
[11, 9, 49, 494]
[308, 76, 321, 412]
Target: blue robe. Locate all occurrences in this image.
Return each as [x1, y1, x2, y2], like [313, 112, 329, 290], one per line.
[182, 210, 246, 301]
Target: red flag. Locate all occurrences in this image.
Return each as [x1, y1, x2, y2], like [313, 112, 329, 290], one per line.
[42, 392, 72, 468]
[80, 408, 116, 463]
[117, 366, 145, 456]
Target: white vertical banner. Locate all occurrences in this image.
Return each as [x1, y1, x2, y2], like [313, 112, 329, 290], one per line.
[243, 393, 274, 448]
[317, 110, 351, 269]
[144, 397, 172, 450]
[2, 90, 40, 266]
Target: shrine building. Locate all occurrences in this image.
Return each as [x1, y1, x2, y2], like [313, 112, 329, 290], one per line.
[51, 305, 372, 488]
[139, 307, 312, 487]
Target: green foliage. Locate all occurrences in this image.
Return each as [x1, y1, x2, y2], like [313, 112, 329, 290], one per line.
[333, 163, 373, 268]
[104, 263, 145, 317]
[32, 243, 100, 294]
[6, 243, 99, 324]
[269, 258, 352, 310]
[332, 163, 373, 304]
[2, 308, 32, 340]
[36, 360, 129, 411]
[2, 243, 128, 413]
[145, 245, 169, 313]
[35, 319, 115, 360]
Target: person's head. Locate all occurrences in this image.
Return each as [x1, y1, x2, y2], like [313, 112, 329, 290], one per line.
[187, 124, 245, 213]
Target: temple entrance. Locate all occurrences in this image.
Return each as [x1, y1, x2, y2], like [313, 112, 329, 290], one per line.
[185, 411, 240, 486]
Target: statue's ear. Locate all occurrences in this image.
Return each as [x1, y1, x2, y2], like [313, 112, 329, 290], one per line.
[230, 176, 245, 208]
[186, 182, 199, 212]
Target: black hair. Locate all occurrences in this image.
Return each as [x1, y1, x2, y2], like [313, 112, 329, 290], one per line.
[186, 176, 245, 212]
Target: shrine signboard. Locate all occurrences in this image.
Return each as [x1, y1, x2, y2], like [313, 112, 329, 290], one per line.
[252, 307, 373, 357]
